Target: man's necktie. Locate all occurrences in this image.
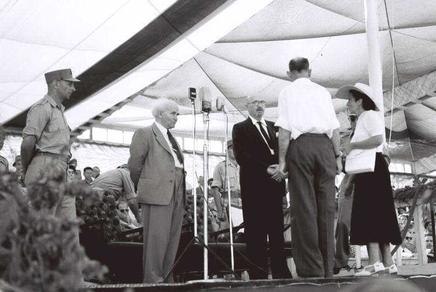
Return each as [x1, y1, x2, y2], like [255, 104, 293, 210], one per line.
[257, 122, 274, 150]
[167, 130, 183, 164]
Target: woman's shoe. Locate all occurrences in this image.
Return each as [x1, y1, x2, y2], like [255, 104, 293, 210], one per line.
[354, 262, 385, 276]
[385, 264, 398, 274]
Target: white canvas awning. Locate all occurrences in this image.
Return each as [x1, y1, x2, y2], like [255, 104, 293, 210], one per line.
[2, 0, 436, 173]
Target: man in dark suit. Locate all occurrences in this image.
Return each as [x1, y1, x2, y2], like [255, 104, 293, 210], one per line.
[232, 97, 291, 279]
[128, 99, 185, 283]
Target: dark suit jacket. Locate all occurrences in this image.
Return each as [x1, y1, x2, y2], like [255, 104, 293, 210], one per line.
[128, 123, 184, 205]
[232, 118, 286, 197]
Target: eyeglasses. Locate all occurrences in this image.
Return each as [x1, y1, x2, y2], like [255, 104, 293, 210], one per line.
[119, 209, 129, 213]
[406, 237, 413, 240]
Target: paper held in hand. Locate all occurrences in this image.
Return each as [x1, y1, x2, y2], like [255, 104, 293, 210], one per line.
[345, 148, 377, 174]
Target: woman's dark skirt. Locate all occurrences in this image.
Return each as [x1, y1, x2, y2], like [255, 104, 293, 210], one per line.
[350, 152, 402, 245]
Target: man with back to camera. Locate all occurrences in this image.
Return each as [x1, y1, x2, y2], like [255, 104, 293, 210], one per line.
[128, 99, 185, 283]
[21, 68, 80, 222]
[274, 57, 342, 278]
[232, 96, 291, 279]
[91, 164, 140, 223]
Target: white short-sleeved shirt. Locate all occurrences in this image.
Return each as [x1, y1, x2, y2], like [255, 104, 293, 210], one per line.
[275, 78, 340, 140]
[351, 110, 385, 152]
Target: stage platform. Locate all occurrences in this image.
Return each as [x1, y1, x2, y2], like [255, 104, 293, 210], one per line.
[85, 274, 436, 292]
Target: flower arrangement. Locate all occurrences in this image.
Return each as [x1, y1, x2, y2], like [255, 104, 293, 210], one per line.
[0, 167, 106, 292]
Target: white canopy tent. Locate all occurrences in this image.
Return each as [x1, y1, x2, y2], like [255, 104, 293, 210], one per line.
[1, 0, 436, 173]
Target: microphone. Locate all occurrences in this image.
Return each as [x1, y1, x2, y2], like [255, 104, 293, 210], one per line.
[189, 87, 197, 102]
[201, 95, 212, 113]
[216, 97, 225, 112]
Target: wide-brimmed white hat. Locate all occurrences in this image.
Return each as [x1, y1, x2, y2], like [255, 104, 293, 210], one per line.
[335, 83, 380, 111]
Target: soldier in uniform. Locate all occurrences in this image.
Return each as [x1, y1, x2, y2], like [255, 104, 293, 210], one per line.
[210, 140, 241, 227]
[21, 68, 80, 221]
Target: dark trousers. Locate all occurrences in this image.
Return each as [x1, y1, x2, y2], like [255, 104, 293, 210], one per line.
[287, 134, 336, 278]
[334, 195, 353, 269]
[241, 183, 288, 279]
[334, 174, 354, 269]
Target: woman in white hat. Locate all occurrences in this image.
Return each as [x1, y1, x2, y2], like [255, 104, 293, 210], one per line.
[336, 83, 401, 276]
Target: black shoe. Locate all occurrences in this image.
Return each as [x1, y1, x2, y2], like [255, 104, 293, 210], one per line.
[273, 271, 293, 279]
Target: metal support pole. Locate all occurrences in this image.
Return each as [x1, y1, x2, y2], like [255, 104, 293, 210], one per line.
[192, 102, 198, 238]
[364, 0, 384, 110]
[224, 112, 235, 272]
[202, 113, 209, 280]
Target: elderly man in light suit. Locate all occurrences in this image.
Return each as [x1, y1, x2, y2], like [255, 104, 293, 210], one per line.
[128, 99, 185, 283]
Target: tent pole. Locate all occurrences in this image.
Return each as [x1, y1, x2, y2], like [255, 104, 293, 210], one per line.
[224, 109, 235, 272]
[192, 100, 198, 239]
[364, 0, 384, 110]
[202, 112, 210, 280]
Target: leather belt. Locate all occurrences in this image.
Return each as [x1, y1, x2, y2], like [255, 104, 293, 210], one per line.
[35, 152, 69, 162]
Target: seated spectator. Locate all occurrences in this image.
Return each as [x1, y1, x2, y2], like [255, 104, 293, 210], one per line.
[67, 158, 82, 181]
[13, 155, 24, 186]
[67, 166, 76, 183]
[91, 165, 140, 223]
[0, 126, 8, 173]
[83, 166, 93, 185]
[68, 158, 78, 171]
[74, 169, 82, 181]
[92, 166, 100, 179]
[403, 229, 416, 253]
[116, 200, 140, 230]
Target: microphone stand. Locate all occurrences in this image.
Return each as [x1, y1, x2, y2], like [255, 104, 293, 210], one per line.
[168, 98, 238, 281]
[223, 107, 235, 272]
[191, 99, 198, 239]
[202, 110, 209, 279]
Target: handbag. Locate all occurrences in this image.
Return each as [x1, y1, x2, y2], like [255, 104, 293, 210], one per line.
[345, 148, 376, 174]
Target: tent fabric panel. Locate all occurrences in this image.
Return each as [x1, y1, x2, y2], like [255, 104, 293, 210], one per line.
[382, 71, 436, 112]
[404, 104, 436, 141]
[0, 39, 67, 90]
[220, 0, 365, 42]
[3, 0, 229, 129]
[307, 0, 436, 30]
[422, 97, 436, 111]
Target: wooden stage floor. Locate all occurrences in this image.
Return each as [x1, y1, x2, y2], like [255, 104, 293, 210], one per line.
[86, 264, 436, 292]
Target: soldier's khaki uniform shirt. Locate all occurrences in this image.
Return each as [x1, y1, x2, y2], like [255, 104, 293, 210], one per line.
[211, 159, 241, 208]
[22, 95, 71, 158]
[211, 159, 240, 193]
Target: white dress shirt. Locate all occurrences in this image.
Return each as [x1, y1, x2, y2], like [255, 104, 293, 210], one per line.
[155, 122, 183, 168]
[275, 78, 340, 140]
[351, 110, 385, 152]
[248, 115, 274, 155]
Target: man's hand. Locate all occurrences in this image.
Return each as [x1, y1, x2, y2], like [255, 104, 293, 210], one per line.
[267, 164, 278, 175]
[127, 197, 141, 223]
[271, 163, 287, 182]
